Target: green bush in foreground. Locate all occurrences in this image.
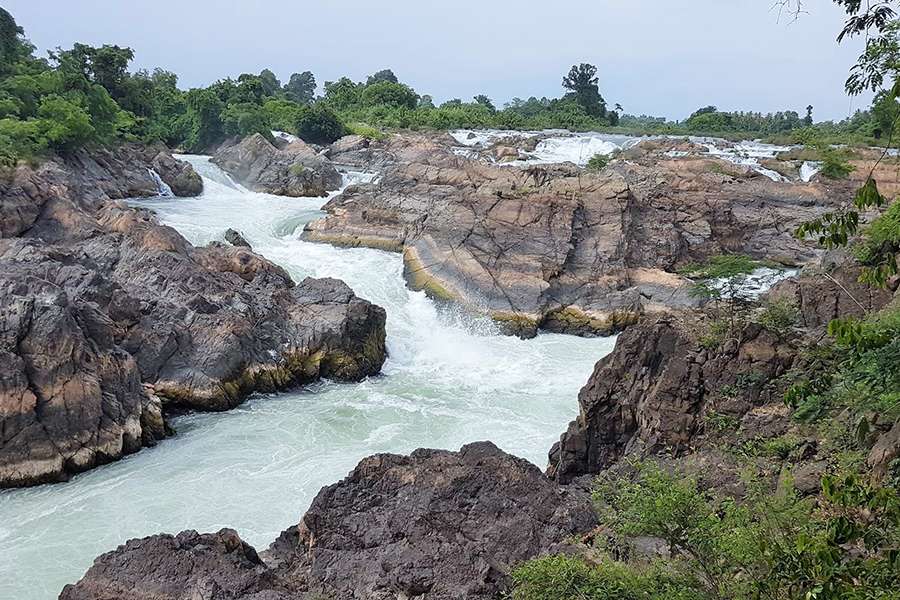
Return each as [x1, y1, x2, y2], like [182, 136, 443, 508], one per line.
[510, 554, 694, 600]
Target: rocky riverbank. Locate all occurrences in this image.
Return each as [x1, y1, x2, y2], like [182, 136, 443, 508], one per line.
[0, 144, 387, 488]
[212, 133, 343, 197]
[304, 133, 857, 337]
[60, 442, 596, 600]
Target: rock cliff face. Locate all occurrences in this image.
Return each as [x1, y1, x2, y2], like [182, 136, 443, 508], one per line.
[308, 134, 845, 337]
[212, 133, 343, 197]
[0, 145, 386, 487]
[62, 442, 597, 600]
[547, 318, 798, 483]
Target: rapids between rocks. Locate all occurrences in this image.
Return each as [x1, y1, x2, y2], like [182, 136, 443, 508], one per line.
[0, 156, 616, 600]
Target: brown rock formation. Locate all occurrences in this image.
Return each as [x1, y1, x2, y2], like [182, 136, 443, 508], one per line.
[62, 442, 597, 600]
[309, 133, 845, 337]
[212, 133, 342, 197]
[0, 145, 386, 487]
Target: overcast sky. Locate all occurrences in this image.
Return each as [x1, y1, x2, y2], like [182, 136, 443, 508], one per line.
[4, 0, 874, 121]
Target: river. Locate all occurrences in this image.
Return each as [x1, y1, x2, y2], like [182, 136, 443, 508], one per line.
[0, 154, 617, 599]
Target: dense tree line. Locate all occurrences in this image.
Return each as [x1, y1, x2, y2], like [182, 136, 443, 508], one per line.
[1, 3, 898, 168]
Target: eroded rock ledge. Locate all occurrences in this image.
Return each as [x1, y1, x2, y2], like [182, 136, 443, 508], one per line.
[61, 442, 596, 600]
[305, 134, 851, 337]
[0, 145, 386, 488]
[212, 133, 343, 197]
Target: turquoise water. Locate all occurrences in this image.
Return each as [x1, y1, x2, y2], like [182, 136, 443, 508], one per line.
[0, 156, 615, 599]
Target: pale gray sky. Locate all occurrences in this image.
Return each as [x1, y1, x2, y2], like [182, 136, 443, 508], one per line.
[4, 0, 874, 121]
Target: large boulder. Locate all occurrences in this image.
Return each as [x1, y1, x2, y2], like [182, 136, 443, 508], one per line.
[268, 441, 597, 599]
[304, 134, 845, 337]
[62, 443, 597, 600]
[0, 147, 386, 487]
[212, 133, 342, 197]
[59, 529, 287, 600]
[547, 318, 798, 483]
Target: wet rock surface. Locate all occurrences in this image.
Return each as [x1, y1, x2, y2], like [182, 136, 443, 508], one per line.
[0, 145, 386, 487]
[62, 442, 597, 600]
[310, 133, 846, 337]
[212, 133, 342, 197]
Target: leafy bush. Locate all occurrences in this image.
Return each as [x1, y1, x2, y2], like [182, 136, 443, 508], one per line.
[222, 102, 272, 141]
[295, 104, 345, 145]
[681, 254, 760, 331]
[511, 555, 694, 600]
[855, 198, 900, 285]
[819, 146, 855, 179]
[756, 298, 799, 337]
[585, 462, 900, 600]
[586, 152, 611, 171]
[345, 122, 386, 140]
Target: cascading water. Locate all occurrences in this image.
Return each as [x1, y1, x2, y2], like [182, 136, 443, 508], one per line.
[800, 161, 822, 182]
[0, 155, 617, 600]
[147, 168, 174, 197]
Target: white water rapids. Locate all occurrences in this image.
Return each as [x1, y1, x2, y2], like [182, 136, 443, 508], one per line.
[0, 156, 617, 600]
[449, 129, 806, 181]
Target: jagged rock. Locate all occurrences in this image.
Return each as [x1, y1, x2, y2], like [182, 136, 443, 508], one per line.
[59, 529, 287, 600]
[304, 134, 844, 337]
[61, 443, 596, 599]
[225, 227, 251, 248]
[868, 420, 900, 481]
[0, 144, 201, 239]
[0, 148, 387, 487]
[212, 133, 342, 197]
[547, 318, 798, 483]
[266, 441, 596, 599]
[770, 251, 895, 329]
[790, 460, 829, 495]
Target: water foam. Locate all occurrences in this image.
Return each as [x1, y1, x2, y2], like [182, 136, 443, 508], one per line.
[0, 156, 617, 600]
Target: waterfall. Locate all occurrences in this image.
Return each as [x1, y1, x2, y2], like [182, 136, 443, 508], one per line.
[800, 161, 821, 182]
[147, 168, 174, 197]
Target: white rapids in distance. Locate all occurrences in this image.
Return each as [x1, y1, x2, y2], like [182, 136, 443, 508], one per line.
[450, 128, 821, 181]
[0, 156, 618, 600]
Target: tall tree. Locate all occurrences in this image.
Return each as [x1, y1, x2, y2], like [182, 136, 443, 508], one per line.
[0, 7, 27, 74]
[366, 69, 398, 85]
[562, 63, 606, 118]
[804, 104, 813, 126]
[258, 69, 281, 97]
[473, 94, 495, 111]
[283, 71, 316, 104]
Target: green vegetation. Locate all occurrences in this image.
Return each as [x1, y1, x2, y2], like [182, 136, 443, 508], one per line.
[819, 146, 856, 179]
[0, 9, 134, 165]
[5, 0, 900, 166]
[681, 254, 763, 332]
[586, 152, 611, 172]
[514, 463, 899, 600]
[294, 104, 345, 145]
[511, 554, 693, 600]
[757, 297, 800, 338]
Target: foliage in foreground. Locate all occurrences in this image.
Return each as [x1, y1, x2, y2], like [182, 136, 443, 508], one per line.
[513, 464, 900, 600]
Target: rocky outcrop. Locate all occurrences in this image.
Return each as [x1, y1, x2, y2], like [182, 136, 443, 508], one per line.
[547, 318, 798, 483]
[0, 146, 387, 488]
[306, 133, 844, 337]
[63, 442, 596, 600]
[212, 133, 342, 197]
[225, 227, 251, 248]
[59, 529, 285, 600]
[770, 251, 895, 329]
